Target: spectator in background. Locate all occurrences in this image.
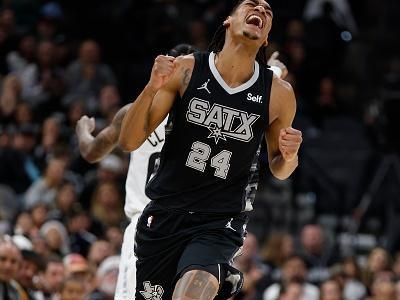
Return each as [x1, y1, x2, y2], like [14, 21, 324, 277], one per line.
[87, 240, 113, 269]
[0, 75, 21, 122]
[263, 255, 319, 300]
[59, 276, 86, 300]
[34, 116, 63, 170]
[66, 205, 97, 257]
[283, 19, 306, 83]
[36, 2, 64, 42]
[0, 124, 40, 195]
[361, 247, 392, 289]
[35, 255, 65, 300]
[39, 220, 70, 256]
[63, 254, 89, 277]
[5, 1, 40, 34]
[366, 273, 396, 300]
[29, 234, 49, 259]
[90, 182, 124, 228]
[47, 181, 78, 223]
[104, 227, 123, 256]
[24, 155, 68, 209]
[319, 279, 343, 300]
[67, 101, 85, 127]
[261, 232, 295, 281]
[0, 124, 12, 147]
[14, 102, 34, 126]
[6, 34, 37, 74]
[278, 280, 303, 300]
[14, 213, 33, 237]
[312, 76, 339, 127]
[63, 40, 116, 114]
[0, 184, 18, 235]
[15, 249, 44, 300]
[87, 256, 120, 300]
[29, 203, 49, 235]
[0, 8, 18, 75]
[65, 101, 85, 137]
[79, 154, 124, 210]
[63, 253, 94, 295]
[96, 85, 120, 128]
[0, 236, 22, 300]
[298, 224, 338, 285]
[18, 40, 65, 116]
[330, 257, 366, 300]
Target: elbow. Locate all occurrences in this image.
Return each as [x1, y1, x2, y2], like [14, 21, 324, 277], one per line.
[271, 172, 290, 181]
[84, 152, 100, 164]
[79, 146, 99, 164]
[269, 162, 298, 181]
[118, 136, 139, 152]
[119, 126, 149, 152]
[80, 148, 100, 164]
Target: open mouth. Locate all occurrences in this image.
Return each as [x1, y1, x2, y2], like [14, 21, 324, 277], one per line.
[246, 14, 264, 29]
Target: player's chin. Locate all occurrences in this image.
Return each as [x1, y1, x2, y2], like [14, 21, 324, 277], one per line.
[243, 30, 261, 41]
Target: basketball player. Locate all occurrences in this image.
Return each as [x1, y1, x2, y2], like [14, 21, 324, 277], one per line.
[77, 46, 288, 300]
[118, 1, 302, 299]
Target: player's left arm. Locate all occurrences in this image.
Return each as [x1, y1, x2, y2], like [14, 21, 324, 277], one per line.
[265, 77, 302, 180]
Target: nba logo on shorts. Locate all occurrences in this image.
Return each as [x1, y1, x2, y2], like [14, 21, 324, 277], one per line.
[147, 216, 154, 228]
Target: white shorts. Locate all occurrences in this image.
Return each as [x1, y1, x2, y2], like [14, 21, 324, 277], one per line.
[115, 213, 140, 300]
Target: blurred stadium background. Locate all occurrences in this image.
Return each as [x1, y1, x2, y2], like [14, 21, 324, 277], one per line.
[1, 0, 400, 299]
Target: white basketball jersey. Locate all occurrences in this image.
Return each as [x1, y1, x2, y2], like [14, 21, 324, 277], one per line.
[124, 119, 167, 218]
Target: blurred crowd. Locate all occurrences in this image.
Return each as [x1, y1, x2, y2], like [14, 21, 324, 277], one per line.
[1, 0, 400, 300]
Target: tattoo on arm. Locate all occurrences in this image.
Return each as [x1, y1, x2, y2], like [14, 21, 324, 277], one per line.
[113, 104, 131, 131]
[83, 104, 131, 162]
[86, 126, 118, 161]
[182, 68, 191, 91]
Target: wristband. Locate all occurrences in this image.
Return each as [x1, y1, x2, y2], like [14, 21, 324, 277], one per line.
[269, 66, 283, 79]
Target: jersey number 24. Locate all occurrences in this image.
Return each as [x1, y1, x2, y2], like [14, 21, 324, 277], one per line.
[185, 141, 232, 179]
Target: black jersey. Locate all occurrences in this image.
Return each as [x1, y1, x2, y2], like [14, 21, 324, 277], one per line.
[146, 52, 273, 214]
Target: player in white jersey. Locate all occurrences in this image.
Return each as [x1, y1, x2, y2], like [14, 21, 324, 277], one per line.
[75, 46, 288, 300]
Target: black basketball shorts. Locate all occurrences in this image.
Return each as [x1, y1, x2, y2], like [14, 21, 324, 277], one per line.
[134, 201, 248, 300]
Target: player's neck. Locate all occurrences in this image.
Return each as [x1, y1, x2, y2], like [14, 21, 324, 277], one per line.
[215, 41, 258, 89]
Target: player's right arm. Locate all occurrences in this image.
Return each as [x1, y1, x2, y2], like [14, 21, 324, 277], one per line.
[76, 104, 131, 163]
[119, 55, 194, 152]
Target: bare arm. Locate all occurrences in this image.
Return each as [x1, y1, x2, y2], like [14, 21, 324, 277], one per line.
[76, 104, 130, 163]
[119, 55, 194, 151]
[266, 76, 302, 180]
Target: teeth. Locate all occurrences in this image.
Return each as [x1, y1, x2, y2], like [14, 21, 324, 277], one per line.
[248, 15, 263, 29]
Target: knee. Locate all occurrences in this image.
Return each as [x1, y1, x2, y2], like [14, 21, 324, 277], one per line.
[172, 269, 219, 300]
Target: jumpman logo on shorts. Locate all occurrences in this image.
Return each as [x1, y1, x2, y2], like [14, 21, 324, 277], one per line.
[225, 218, 236, 232]
[197, 79, 211, 94]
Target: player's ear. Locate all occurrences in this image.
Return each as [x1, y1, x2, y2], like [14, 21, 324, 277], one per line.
[263, 37, 269, 47]
[223, 17, 231, 28]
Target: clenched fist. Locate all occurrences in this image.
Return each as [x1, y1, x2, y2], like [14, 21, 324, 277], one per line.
[148, 55, 177, 90]
[76, 115, 95, 136]
[279, 127, 302, 162]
